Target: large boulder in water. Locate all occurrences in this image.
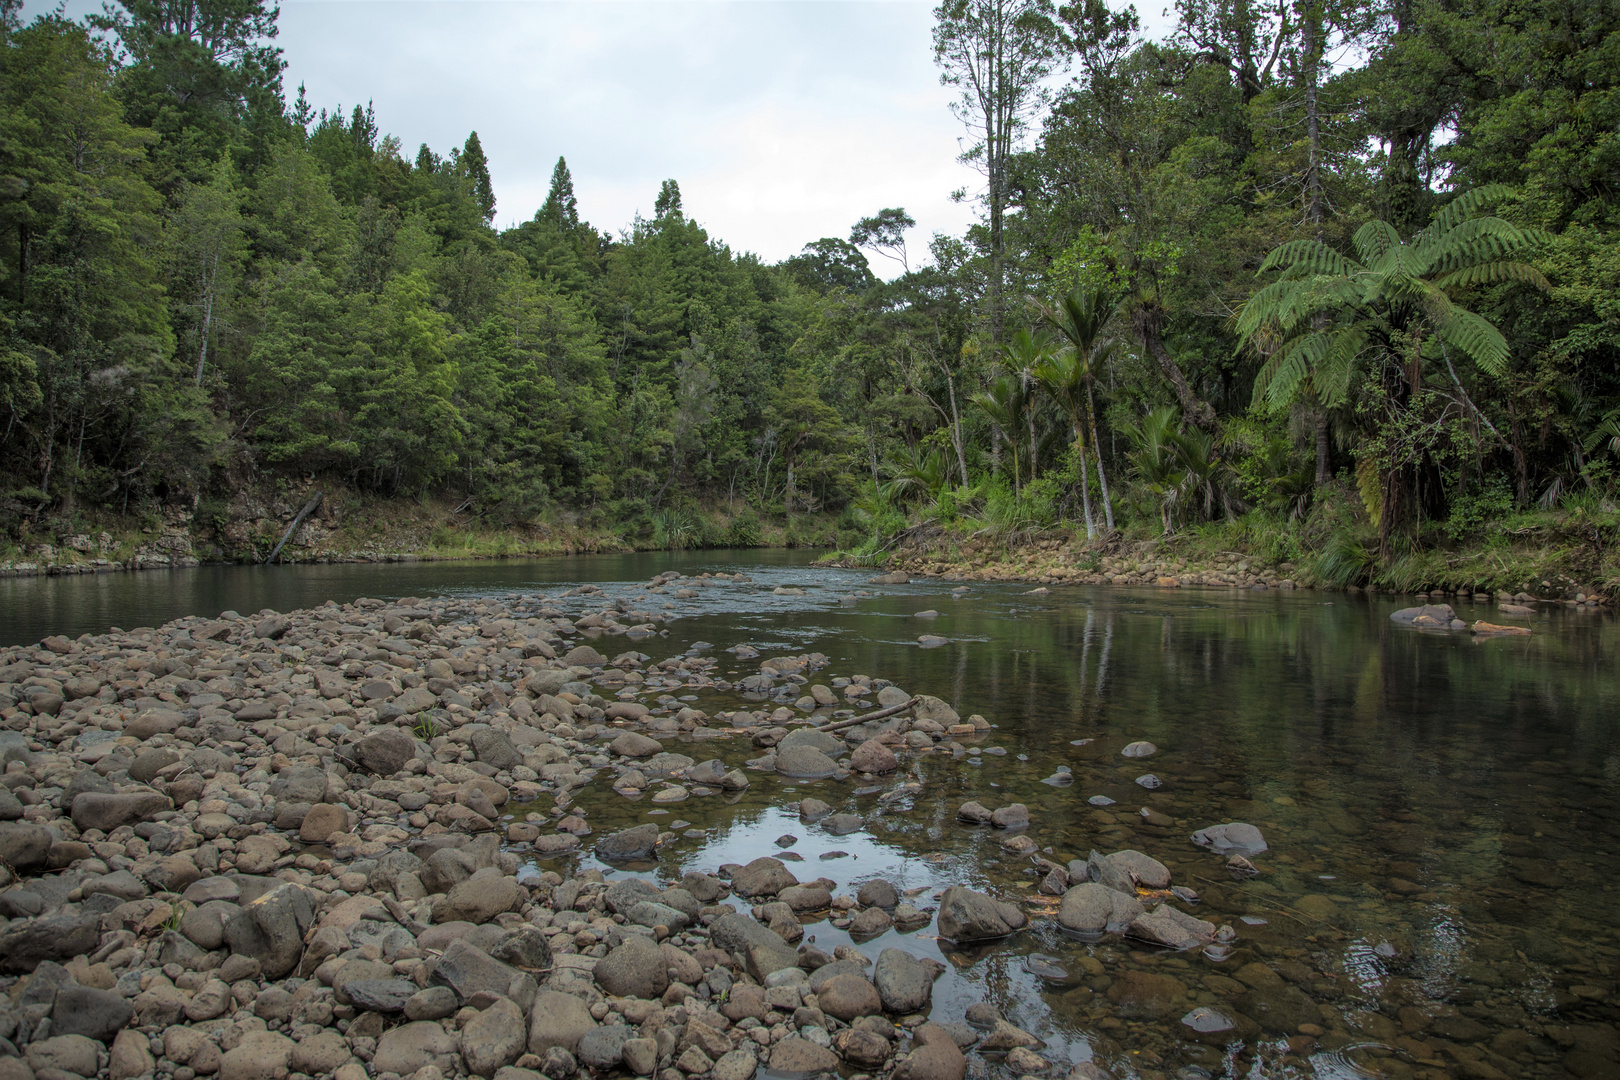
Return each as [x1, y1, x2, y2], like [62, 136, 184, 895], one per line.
[775, 744, 839, 778]
[936, 886, 1026, 943]
[595, 824, 660, 862]
[1389, 603, 1460, 628]
[1057, 882, 1144, 933]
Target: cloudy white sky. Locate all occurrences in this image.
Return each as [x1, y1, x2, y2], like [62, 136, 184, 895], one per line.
[33, 0, 1179, 267]
[275, 1, 986, 265]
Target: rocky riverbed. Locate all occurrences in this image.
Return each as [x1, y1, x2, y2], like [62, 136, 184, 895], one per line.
[0, 568, 1273, 1080]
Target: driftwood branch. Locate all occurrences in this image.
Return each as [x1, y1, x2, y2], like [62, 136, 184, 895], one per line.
[814, 696, 920, 733]
[266, 491, 323, 565]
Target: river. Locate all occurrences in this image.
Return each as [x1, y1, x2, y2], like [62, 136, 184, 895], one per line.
[6, 552, 1617, 1078]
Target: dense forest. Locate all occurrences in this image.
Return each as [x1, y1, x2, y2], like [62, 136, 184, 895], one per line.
[0, 0, 1616, 585]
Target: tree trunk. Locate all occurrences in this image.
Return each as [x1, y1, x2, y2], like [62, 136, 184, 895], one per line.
[1085, 379, 1114, 530]
[1075, 426, 1096, 539]
[1132, 306, 1216, 429]
[946, 372, 968, 485]
[194, 251, 218, 386]
[1304, 6, 1323, 235]
[1315, 408, 1331, 487]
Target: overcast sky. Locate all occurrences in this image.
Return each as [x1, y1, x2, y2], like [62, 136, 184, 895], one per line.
[31, 0, 1180, 268]
[277, 1, 982, 266]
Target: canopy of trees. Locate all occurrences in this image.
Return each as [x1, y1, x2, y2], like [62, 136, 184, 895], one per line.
[0, 0, 1614, 567]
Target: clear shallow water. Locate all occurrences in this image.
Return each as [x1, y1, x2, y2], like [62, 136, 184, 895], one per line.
[7, 554, 1619, 1078]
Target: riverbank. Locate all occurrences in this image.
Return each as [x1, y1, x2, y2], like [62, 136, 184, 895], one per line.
[0, 566, 1241, 1080]
[0, 485, 843, 579]
[838, 518, 1617, 605]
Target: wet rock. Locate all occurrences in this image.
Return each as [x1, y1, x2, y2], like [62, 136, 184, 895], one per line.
[1390, 603, 1458, 627]
[894, 1023, 966, 1080]
[1106, 970, 1188, 1018]
[1104, 849, 1172, 888]
[857, 879, 900, 908]
[731, 856, 798, 897]
[956, 801, 993, 824]
[1057, 882, 1144, 932]
[824, 812, 863, 835]
[1192, 822, 1268, 853]
[610, 732, 663, 758]
[596, 823, 661, 861]
[799, 798, 832, 821]
[849, 906, 894, 939]
[840, 1028, 894, 1067]
[818, 972, 882, 1020]
[1128, 904, 1217, 950]
[936, 885, 1027, 942]
[1121, 740, 1157, 757]
[874, 948, 933, 1014]
[978, 1020, 1042, 1051]
[851, 738, 897, 773]
[776, 744, 840, 777]
[989, 803, 1029, 828]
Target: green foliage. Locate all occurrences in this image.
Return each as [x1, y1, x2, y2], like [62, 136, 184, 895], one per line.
[0, 0, 1613, 583]
[723, 509, 763, 548]
[651, 509, 701, 550]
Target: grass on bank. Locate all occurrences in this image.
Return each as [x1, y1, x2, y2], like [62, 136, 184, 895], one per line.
[827, 475, 1620, 598]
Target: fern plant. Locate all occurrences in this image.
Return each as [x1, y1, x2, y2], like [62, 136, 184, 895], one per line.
[1237, 185, 1548, 413]
[1237, 186, 1548, 557]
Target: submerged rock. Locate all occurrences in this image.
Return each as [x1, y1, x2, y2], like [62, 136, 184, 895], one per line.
[1192, 822, 1269, 853]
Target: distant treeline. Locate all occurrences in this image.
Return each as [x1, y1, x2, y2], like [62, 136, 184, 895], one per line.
[1, 0, 1615, 568]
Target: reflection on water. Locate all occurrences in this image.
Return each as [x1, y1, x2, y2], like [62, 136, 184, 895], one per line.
[9, 552, 1618, 1077]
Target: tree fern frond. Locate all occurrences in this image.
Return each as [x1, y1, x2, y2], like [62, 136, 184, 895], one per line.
[1258, 239, 1359, 277]
[1437, 307, 1512, 377]
[1436, 260, 1552, 292]
[1425, 183, 1514, 235]
[1353, 220, 1403, 264]
[1258, 334, 1328, 411]
[1317, 328, 1367, 409]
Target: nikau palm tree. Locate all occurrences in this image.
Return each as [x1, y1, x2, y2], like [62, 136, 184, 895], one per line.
[1034, 287, 1118, 535]
[1236, 185, 1548, 555]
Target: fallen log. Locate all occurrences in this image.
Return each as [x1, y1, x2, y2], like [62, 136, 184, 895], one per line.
[265, 491, 323, 565]
[814, 696, 920, 733]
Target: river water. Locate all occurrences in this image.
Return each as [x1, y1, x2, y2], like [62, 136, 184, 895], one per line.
[5, 553, 1617, 1079]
